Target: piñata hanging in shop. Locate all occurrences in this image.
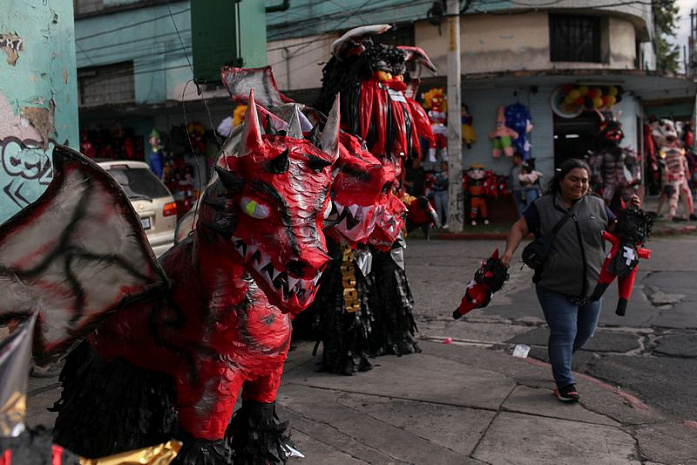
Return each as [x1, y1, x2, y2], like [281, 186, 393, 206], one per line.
[651, 118, 695, 221]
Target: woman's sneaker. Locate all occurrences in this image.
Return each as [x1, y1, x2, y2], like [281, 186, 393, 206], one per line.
[553, 384, 580, 403]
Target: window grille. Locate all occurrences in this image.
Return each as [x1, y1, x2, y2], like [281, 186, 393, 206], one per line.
[78, 61, 135, 107]
[550, 15, 601, 63]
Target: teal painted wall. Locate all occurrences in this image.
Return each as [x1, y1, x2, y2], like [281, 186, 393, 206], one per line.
[0, 0, 79, 222]
[75, 2, 191, 103]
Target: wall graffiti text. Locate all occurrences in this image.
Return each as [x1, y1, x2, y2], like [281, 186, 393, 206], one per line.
[1, 137, 53, 208]
[0, 33, 24, 66]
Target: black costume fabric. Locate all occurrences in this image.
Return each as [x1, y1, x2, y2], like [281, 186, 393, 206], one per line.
[1, 427, 81, 465]
[52, 341, 179, 460]
[368, 244, 420, 356]
[310, 238, 374, 375]
[52, 342, 291, 465]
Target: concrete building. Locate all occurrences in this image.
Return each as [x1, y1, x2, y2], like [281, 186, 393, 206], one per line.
[70, 0, 697, 198]
[267, 0, 697, 186]
[0, 0, 79, 222]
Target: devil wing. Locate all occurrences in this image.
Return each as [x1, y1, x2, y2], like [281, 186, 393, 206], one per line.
[0, 145, 169, 366]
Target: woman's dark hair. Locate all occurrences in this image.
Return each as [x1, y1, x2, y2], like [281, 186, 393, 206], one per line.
[546, 158, 591, 194]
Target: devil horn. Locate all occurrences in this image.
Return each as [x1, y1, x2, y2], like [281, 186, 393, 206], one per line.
[491, 248, 499, 260]
[267, 149, 290, 174]
[265, 114, 278, 136]
[320, 94, 340, 161]
[286, 105, 304, 139]
[215, 166, 244, 193]
[309, 123, 321, 147]
[239, 89, 263, 157]
[398, 46, 438, 73]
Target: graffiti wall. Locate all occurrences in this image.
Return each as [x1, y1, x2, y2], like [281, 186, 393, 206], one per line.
[0, 0, 78, 222]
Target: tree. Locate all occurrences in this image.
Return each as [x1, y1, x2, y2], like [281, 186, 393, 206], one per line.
[654, 0, 681, 73]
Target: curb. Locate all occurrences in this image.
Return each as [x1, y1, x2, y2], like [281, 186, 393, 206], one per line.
[432, 232, 508, 240]
[655, 225, 697, 235]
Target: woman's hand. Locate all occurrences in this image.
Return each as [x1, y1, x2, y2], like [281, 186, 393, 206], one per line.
[628, 194, 641, 208]
[501, 251, 513, 269]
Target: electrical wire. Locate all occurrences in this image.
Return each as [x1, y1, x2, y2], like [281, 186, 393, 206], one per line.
[76, 7, 190, 42]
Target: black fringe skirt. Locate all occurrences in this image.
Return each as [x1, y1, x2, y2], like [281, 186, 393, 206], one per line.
[368, 243, 421, 356]
[307, 240, 374, 375]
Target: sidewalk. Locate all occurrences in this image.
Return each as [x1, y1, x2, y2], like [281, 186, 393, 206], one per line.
[27, 337, 697, 464]
[432, 195, 697, 240]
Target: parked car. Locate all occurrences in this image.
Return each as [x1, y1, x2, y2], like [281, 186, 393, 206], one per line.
[98, 160, 177, 257]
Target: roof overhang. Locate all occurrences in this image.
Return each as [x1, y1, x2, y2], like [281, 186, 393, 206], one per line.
[458, 69, 697, 103]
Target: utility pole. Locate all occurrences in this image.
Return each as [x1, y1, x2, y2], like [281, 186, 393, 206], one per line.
[446, 0, 463, 231]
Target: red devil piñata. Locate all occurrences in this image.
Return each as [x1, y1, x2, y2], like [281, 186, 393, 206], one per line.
[589, 204, 652, 316]
[0, 90, 341, 464]
[453, 249, 509, 319]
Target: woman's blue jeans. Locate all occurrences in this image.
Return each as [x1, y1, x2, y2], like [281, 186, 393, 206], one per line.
[536, 286, 602, 388]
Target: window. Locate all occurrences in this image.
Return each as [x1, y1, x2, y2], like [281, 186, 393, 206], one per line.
[549, 15, 601, 63]
[78, 62, 135, 107]
[73, 0, 146, 16]
[73, 0, 103, 15]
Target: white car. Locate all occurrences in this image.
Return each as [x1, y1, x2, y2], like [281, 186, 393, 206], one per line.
[98, 160, 177, 257]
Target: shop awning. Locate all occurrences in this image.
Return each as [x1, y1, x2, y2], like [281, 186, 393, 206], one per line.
[459, 68, 697, 103]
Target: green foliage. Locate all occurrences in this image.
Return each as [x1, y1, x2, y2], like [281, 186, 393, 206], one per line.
[653, 0, 681, 73]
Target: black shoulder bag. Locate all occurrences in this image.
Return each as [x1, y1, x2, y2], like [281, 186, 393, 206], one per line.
[521, 212, 572, 270]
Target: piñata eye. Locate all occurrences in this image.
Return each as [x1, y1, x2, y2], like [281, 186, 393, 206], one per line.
[240, 196, 271, 219]
[323, 201, 333, 219]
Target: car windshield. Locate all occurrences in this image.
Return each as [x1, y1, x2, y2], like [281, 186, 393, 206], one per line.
[107, 167, 170, 200]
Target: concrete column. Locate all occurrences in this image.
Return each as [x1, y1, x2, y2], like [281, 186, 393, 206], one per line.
[0, 0, 78, 222]
[447, 0, 463, 231]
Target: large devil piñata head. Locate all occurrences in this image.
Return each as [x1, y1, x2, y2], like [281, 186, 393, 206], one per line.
[596, 110, 624, 147]
[197, 91, 340, 314]
[326, 132, 396, 246]
[651, 118, 680, 149]
[317, 25, 436, 159]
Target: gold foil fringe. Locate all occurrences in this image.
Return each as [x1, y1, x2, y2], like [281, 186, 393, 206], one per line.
[79, 440, 181, 465]
[341, 246, 360, 313]
[0, 392, 25, 436]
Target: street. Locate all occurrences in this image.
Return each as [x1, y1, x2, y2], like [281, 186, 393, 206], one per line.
[407, 235, 697, 422]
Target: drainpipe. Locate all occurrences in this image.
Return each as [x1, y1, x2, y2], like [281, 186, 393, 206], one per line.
[266, 0, 290, 13]
[282, 47, 292, 89]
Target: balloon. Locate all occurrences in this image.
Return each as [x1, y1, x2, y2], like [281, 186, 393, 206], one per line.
[608, 86, 618, 97]
[575, 97, 585, 106]
[568, 89, 580, 100]
[578, 86, 589, 96]
[565, 94, 576, 104]
[606, 95, 616, 107]
[588, 88, 601, 99]
[593, 97, 604, 109]
[561, 84, 574, 94]
[602, 96, 611, 107]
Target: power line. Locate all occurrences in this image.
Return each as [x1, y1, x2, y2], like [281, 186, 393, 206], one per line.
[76, 6, 190, 42]
[77, 28, 192, 54]
[267, 0, 434, 40]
